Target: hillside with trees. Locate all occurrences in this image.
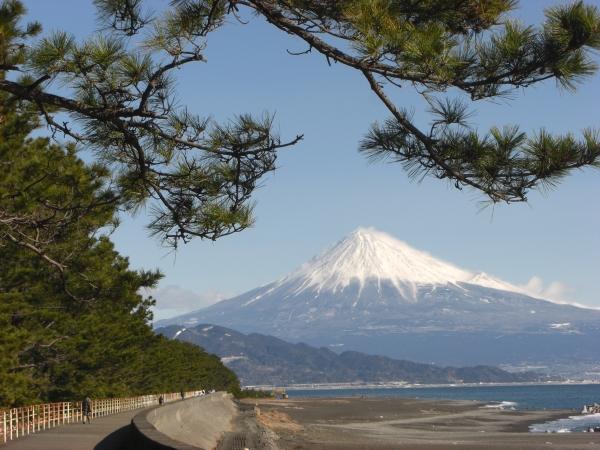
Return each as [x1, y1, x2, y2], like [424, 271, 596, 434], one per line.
[159, 324, 545, 386]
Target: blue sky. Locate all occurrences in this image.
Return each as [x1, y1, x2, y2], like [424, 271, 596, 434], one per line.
[24, 1, 600, 319]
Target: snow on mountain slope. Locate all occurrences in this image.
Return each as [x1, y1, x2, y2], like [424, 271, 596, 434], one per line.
[466, 271, 525, 294]
[158, 227, 586, 321]
[156, 227, 595, 332]
[247, 227, 524, 301]
[154, 228, 600, 366]
[278, 227, 473, 295]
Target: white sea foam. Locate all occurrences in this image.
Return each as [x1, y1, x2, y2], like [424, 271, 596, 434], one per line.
[530, 413, 600, 433]
[482, 401, 517, 410]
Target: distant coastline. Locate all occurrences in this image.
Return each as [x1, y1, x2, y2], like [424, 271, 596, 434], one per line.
[245, 380, 600, 391]
[248, 382, 600, 414]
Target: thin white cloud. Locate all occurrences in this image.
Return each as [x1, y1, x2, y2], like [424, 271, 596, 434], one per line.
[519, 276, 598, 310]
[521, 276, 571, 302]
[144, 285, 231, 321]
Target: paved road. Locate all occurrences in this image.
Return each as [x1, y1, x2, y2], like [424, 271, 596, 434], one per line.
[3, 409, 143, 450]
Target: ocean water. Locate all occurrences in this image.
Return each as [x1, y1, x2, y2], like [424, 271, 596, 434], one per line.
[287, 383, 600, 410]
[287, 384, 600, 432]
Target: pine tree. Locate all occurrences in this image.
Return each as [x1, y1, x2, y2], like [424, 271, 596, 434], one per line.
[0, 82, 238, 408]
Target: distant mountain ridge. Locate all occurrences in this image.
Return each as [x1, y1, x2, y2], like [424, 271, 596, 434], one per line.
[155, 228, 600, 367]
[157, 324, 544, 386]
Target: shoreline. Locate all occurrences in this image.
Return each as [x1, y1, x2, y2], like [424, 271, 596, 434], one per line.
[244, 396, 600, 449]
[245, 380, 600, 391]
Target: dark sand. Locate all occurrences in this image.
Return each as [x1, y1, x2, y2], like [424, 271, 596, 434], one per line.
[243, 397, 600, 449]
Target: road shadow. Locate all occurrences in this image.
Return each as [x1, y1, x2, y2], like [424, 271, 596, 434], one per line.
[93, 424, 132, 450]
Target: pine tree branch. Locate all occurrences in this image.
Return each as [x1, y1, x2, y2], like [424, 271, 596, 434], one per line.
[244, 0, 599, 97]
[360, 70, 512, 201]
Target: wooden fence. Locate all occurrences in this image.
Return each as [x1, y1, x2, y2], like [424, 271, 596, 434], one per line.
[0, 390, 201, 444]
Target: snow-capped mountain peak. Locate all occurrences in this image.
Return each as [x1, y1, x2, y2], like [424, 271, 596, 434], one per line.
[276, 227, 479, 296]
[155, 228, 600, 370]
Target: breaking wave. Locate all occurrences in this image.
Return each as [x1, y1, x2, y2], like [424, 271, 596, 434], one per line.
[530, 413, 600, 433]
[482, 401, 517, 410]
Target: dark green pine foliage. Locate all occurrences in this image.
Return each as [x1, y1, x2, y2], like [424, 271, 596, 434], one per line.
[0, 93, 239, 408]
[133, 336, 239, 395]
[0, 0, 301, 249]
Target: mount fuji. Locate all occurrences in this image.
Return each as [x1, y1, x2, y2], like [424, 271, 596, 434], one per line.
[156, 228, 600, 368]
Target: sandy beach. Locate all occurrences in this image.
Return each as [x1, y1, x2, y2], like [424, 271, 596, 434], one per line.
[242, 397, 600, 449]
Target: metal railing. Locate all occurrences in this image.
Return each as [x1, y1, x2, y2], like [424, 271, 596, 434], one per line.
[1, 390, 200, 444]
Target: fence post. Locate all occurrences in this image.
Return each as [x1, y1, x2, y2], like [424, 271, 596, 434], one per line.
[3, 410, 6, 443]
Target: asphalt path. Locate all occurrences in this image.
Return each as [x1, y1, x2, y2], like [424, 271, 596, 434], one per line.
[2, 408, 142, 450]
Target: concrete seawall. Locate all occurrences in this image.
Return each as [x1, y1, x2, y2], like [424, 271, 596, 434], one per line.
[131, 392, 238, 450]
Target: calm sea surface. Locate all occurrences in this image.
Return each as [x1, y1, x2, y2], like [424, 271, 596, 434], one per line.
[287, 384, 600, 411]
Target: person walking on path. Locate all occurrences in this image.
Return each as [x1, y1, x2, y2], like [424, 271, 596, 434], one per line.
[82, 396, 92, 424]
[159, 394, 164, 406]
